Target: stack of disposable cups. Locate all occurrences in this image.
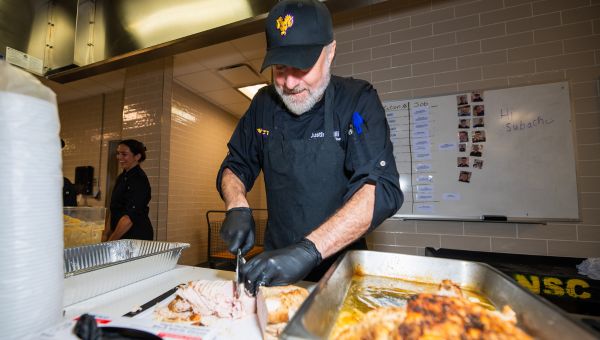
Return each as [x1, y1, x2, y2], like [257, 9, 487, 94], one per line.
[0, 61, 63, 339]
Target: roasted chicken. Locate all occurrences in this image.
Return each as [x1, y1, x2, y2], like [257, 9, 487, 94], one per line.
[334, 280, 532, 340]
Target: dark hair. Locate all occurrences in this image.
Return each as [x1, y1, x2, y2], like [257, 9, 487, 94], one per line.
[119, 139, 147, 162]
[61, 139, 66, 149]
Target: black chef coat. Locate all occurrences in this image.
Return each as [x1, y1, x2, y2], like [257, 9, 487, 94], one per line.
[217, 75, 403, 277]
[110, 164, 153, 240]
[63, 177, 77, 207]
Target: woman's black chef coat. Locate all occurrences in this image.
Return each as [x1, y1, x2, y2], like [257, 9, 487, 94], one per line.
[217, 75, 403, 280]
[110, 164, 153, 240]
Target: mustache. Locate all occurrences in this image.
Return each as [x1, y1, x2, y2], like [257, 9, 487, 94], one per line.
[283, 87, 306, 95]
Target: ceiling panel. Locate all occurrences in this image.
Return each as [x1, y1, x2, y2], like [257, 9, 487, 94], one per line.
[173, 54, 208, 77]
[217, 64, 263, 87]
[248, 58, 272, 81]
[203, 88, 249, 106]
[230, 33, 267, 61]
[175, 70, 231, 93]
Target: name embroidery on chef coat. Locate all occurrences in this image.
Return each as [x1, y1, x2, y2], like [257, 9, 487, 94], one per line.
[310, 131, 341, 141]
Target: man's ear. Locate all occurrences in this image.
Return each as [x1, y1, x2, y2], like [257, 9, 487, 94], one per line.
[328, 40, 337, 64]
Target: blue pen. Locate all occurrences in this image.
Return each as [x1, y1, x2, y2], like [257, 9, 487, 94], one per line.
[352, 111, 365, 135]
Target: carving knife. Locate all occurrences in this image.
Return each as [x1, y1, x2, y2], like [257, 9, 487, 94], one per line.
[235, 248, 245, 298]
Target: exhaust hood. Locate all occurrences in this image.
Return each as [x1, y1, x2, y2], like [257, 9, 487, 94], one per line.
[2, 0, 387, 83]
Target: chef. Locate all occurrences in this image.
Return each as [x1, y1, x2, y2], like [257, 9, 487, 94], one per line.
[216, 0, 403, 295]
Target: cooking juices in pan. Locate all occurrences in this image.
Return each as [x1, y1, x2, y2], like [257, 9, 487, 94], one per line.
[330, 274, 495, 337]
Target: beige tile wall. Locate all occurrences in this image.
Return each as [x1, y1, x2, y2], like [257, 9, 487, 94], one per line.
[100, 91, 125, 205]
[331, 0, 600, 257]
[58, 60, 266, 264]
[169, 83, 265, 265]
[59, 91, 123, 208]
[121, 58, 173, 239]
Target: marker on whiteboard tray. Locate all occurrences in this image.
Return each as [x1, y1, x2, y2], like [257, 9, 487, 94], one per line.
[481, 215, 508, 221]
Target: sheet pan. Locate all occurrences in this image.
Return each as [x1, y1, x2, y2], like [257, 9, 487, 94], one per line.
[64, 239, 189, 306]
[282, 250, 598, 339]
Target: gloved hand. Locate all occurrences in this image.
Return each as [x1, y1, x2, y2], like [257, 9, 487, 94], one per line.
[220, 207, 255, 255]
[241, 238, 322, 296]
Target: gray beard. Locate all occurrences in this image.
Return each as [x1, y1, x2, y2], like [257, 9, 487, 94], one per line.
[275, 67, 331, 116]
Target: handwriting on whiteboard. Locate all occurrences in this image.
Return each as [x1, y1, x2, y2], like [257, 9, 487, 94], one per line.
[504, 115, 555, 132]
[500, 108, 555, 132]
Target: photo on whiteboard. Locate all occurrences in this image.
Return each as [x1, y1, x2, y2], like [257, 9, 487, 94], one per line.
[471, 91, 484, 102]
[457, 94, 469, 106]
[473, 117, 484, 128]
[470, 144, 483, 157]
[458, 171, 472, 183]
[458, 119, 470, 129]
[457, 157, 470, 167]
[473, 159, 484, 169]
[472, 130, 486, 143]
[458, 105, 471, 116]
[458, 143, 466, 152]
[473, 104, 485, 116]
[458, 131, 469, 143]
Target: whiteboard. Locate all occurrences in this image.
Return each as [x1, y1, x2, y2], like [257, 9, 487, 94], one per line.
[384, 82, 579, 221]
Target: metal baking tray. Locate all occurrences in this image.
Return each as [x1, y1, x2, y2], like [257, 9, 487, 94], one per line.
[64, 239, 189, 306]
[282, 250, 598, 339]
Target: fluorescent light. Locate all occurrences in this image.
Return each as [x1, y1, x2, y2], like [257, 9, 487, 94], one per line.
[237, 83, 268, 100]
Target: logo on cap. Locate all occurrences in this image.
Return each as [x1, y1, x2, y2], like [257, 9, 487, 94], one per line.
[276, 14, 294, 36]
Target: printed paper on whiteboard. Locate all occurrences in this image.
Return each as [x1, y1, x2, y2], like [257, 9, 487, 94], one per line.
[411, 137, 430, 148]
[438, 143, 456, 151]
[416, 193, 434, 201]
[412, 130, 430, 139]
[412, 122, 430, 131]
[412, 106, 430, 116]
[414, 163, 432, 172]
[413, 144, 430, 152]
[414, 152, 432, 160]
[443, 193, 461, 201]
[416, 175, 433, 183]
[416, 185, 434, 193]
[415, 204, 435, 213]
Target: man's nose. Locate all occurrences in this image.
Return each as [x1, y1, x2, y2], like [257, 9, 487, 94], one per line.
[283, 73, 301, 90]
[278, 67, 301, 89]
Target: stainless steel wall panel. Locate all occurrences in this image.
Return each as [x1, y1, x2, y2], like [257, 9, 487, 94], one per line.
[50, 0, 383, 83]
[0, 0, 76, 73]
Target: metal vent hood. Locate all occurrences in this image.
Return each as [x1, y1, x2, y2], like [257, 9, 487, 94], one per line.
[1, 0, 77, 76]
[2, 0, 386, 83]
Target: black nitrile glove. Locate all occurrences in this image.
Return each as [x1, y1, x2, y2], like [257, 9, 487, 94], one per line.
[220, 207, 255, 255]
[241, 238, 322, 296]
[74, 314, 102, 340]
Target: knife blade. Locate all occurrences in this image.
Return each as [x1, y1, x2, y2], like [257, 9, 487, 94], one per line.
[235, 248, 245, 298]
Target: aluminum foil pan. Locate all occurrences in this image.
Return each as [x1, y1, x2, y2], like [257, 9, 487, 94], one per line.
[282, 250, 598, 340]
[64, 239, 189, 306]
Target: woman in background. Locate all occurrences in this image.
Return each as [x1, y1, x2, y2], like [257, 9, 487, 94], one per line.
[102, 139, 153, 241]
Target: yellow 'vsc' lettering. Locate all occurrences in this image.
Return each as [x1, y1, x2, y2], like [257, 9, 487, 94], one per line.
[514, 274, 591, 300]
[566, 279, 591, 299]
[514, 274, 540, 294]
[542, 277, 564, 296]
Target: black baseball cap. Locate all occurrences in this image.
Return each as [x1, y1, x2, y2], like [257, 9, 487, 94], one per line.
[261, 0, 334, 72]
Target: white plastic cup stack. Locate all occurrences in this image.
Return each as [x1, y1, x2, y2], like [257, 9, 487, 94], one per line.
[0, 61, 64, 338]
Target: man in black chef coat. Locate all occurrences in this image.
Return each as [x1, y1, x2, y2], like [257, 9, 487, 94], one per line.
[216, 0, 403, 294]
